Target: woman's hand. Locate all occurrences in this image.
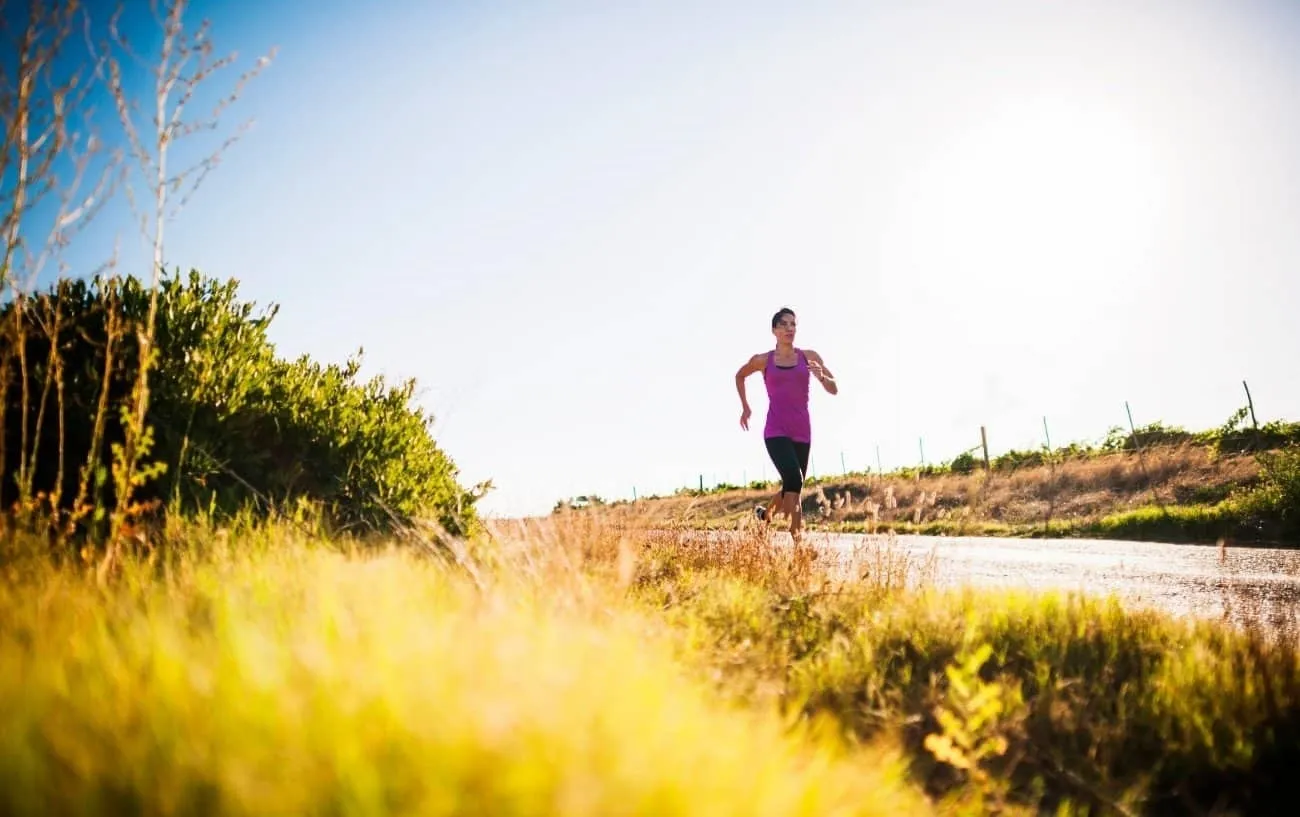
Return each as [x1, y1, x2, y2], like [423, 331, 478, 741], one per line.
[735, 353, 766, 430]
[805, 351, 838, 395]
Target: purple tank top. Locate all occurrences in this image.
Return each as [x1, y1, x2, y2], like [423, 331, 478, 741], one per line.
[763, 349, 811, 443]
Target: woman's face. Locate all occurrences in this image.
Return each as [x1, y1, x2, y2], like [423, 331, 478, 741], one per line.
[772, 314, 797, 345]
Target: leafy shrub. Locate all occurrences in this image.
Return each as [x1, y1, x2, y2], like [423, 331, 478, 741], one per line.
[991, 448, 1044, 473]
[1050, 442, 1095, 460]
[948, 451, 978, 474]
[1248, 444, 1300, 538]
[1207, 407, 1300, 455]
[1, 270, 483, 537]
[1100, 421, 1194, 452]
[553, 495, 607, 512]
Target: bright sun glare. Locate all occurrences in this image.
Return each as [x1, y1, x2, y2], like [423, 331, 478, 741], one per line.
[890, 97, 1166, 311]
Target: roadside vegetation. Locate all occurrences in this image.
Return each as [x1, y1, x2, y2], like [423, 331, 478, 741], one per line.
[5, 512, 1300, 815]
[603, 412, 1300, 546]
[2, 1, 483, 567]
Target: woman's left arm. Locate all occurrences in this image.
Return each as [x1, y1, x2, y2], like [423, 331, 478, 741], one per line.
[805, 350, 838, 395]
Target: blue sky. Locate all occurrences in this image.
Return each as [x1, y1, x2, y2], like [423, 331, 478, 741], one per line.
[20, 0, 1300, 517]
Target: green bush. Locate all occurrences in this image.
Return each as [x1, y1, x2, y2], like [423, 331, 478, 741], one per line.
[992, 448, 1044, 472]
[1100, 421, 1194, 452]
[1, 270, 483, 537]
[948, 451, 978, 474]
[1247, 444, 1300, 538]
[553, 495, 607, 512]
[1207, 407, 1300, 455]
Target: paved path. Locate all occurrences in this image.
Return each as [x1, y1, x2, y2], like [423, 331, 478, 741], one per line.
[804, 531, 1300, 635]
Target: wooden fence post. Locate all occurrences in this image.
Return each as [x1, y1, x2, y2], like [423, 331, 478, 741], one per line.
[1243, 379, 1259, 430]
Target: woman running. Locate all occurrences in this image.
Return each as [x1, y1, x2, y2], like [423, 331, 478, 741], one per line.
[734, 307, 838, 541]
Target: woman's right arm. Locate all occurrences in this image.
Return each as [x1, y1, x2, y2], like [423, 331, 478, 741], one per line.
[735, 353, 765, 430]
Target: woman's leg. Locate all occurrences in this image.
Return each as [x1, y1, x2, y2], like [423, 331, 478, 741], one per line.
[764, 437, 806, 533]
[790, 442, 811, 539]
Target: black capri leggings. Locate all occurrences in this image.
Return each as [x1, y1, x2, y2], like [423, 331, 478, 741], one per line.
[764, 436, 811, 494]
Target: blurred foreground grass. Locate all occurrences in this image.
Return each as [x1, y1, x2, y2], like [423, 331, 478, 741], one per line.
[0, 523, 927, 817]
[3, 511, 1300, 815]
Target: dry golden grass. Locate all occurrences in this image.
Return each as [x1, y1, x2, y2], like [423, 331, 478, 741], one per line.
[494, 509, 1300, 815]
[0, 515, 940, 817]
[633, 445, 1260, 535]
[7, 505, 1300, 814]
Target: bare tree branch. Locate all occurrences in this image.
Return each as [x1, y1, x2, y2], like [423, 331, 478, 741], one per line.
[92, 0, 274, 550]
[2, 0, 116, 297]
[1, 0, 122, 521]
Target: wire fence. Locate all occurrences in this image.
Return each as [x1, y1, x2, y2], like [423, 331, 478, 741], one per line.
[629, 379, 1286, 503]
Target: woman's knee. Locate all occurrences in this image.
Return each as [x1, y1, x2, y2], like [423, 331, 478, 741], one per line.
[781, 471, 804, 494]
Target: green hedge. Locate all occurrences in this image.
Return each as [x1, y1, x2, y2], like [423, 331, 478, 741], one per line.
[1, 270, 483, 537]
